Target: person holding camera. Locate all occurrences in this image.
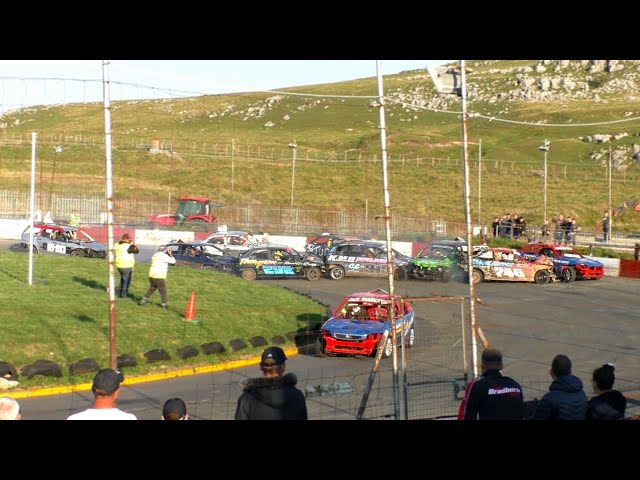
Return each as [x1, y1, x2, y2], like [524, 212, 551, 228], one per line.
[139, 245, 176, 310]
[114, 233, 140, 299]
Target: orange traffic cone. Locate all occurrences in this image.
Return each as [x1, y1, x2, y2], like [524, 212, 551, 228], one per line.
[184, 290, 197, 322]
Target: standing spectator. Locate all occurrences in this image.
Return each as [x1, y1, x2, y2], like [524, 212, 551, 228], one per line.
[68, 210, 80, 228]
[162, 397, 189, 420]
[567, 218, 581, 246]
[491, 217, 500, 238]
[114, 233, 139, 299]
[603, 210, 611, 243]
[67, 368, 137, 420]
[0, 396, 22, 420]
[586, 363, 626, 420]
[139, 245, 176, 310]
[235, 346, 308, 420]
[457, 348, 524, 420]
[553, 214, 565, 244]
[539, 218, 551, 239]
[530, 354, 587, 420]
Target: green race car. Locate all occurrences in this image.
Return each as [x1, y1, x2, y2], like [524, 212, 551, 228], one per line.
[406, 242, 467, 282]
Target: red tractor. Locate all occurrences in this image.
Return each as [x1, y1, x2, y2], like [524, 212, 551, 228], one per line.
[149, 196, 221, 227]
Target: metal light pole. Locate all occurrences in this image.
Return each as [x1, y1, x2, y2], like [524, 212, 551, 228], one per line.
[288, 141, 297, 208]
[478, 138, 482, 224]
[609, 142, 613, 239]
[539, 139, 550, 225]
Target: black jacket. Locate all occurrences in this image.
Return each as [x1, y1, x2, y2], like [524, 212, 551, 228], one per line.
[586, 390, 626, 420]
[457, 369, 524, 420]
[531, 375, 587, 420]
[235, 373, 308, 420]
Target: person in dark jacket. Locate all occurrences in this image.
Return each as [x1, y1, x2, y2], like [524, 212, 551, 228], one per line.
[457, 348, 524, 420]
[235, 346, 308, 420]
[530, 354, 587, 420]
[586, 363, 626, 420]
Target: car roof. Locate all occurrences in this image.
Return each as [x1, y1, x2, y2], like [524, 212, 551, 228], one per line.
[208, 231, 248, 236]
[343, 288, 391, 302]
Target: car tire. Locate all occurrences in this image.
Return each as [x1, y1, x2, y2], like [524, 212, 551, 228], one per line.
[315, 336, 325, 356]
[329, 265, 345, 280]
[405, 327, 415, 348]
[441, 270, 452, 283]
[471, 269, 484, 285]
[70, 249, 86, 257]
[534, 270, 551, 284]
[380, 336, 393, 359]
[562, 266, 576, 283]
[241, 268, 257, 281]
[305, 267, 321, 281]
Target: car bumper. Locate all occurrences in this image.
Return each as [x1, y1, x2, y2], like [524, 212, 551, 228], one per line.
[322, 333, 379, 356]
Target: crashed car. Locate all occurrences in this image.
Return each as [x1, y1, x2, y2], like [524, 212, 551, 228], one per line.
[20, 223, 106, 258]
[406, 242, 468, 282]
[325, 240, 411, 280]
[164, 241, 237, 273]
[461, 247, 555, 285]
[200, 230, 257, 256]
[305, 233, 362, 258]
[236, 244, 325, 281]
[519, 242, 605, 282]
[318, 288, 415, 358]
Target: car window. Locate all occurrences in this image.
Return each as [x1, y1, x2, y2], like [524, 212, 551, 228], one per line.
[252, 249, 269, 261]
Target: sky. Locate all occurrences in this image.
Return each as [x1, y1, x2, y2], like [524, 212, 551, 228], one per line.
[0, 60, 449, 113]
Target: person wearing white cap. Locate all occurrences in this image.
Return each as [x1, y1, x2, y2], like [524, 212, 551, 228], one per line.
[139, 245, 176, 310]
[235, 346, 307, 420]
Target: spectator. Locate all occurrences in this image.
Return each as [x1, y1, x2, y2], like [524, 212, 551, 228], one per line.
[67, 368, 137, 420]
[139, 245, 176, 310]
[553, 214, 565, 244]
[457, 348, 524, 420]
[68, 210, 80, 228]
[235, 346, 308, 420]
[530, 354, 587, 420]
[114, 233, 139, 299]
[539, 218, 551, 239]
[603, 210, 611, 243]
[585, 363, 626, 420]
[162, 397, 189, 420]
[567, 218, 581, 246]
[0, 396, 22, 420]
[491, 217, 500, 238]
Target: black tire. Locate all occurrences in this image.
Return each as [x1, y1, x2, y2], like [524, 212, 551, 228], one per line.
[534, 269, 551, 284]
[380, 336, 393, 359]
[471, 269, 484, 285]
[315, 336, 325, 356]
[70, 249, 86, 257]
[329, 265, 345, 280]
[241, 268, 257, 281]
[405, 327, 415, 348]
[305, 266, 321, 281]
[441, 269, 452, 283]
[561, 266, 576, 283]
[394, 267, 407, 281]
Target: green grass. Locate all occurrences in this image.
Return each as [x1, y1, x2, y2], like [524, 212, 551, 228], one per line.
[0, 251, 326, 391]
[2, 61, 640, 230]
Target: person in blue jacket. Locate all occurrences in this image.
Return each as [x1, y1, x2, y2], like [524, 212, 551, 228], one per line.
[530, 354, 587, 420]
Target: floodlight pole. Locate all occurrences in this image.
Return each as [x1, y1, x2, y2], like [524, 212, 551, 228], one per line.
[460, 60, 480, 378]
[28, 132, 37, 286]
[103, 60, 118, 370]
[376, 60, 402, 420]
[478, 138, 482, 225]
[609, 142, 613, 238]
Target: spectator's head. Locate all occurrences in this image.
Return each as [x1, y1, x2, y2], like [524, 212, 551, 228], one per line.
[92, 368, 124, 401]
[481, 348, 503, 372]
[0, 396, 21, 420]
[121, 233, 131, 242]
[551, 354, 572, 377]
[260, 346, 287, 377]
[162, 397, 188, 420]
[592, 363, 616, 393]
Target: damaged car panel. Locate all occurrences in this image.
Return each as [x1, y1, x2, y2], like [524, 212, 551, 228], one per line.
[461, 247, 555, 285]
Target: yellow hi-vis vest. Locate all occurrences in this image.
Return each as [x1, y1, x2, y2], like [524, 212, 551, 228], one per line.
[115, 242, 135, 269]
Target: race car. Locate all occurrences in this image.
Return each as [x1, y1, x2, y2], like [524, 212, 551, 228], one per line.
[20, 223, 106, 258]
[236, 244, 325, 281]
[406, 241, 470, 282]
[519, 242, 605, 282]
[164, 241, 237, 274]
[324, 240, 411, 280]
[461, 247, 556, 285]
[318, 288, 415, 358]
[304, 233, 362, 259]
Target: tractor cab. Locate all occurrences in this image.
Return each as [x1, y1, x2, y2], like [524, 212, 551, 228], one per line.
[175, 197, 221, 224]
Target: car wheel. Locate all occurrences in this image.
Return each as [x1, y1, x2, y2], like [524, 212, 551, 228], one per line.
[305, 266, 321, 281]
[471, 269, 484, 285]
[203, 265, 216, 271]
[561, 266, 576, 283]
[315, 336, 325, 356]
[394, 267, 407, 281]
[329, 266, 345, 280]
[241, 268, 257, 281]
[380, 336, 393, 359]
[534, 270, 551, 284]
[441, 270, 452, 283]
[70, 249, 86, 257]
[405, 327, 415, 348]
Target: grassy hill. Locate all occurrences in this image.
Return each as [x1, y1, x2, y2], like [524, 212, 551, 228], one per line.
[2, 60, 640, 233]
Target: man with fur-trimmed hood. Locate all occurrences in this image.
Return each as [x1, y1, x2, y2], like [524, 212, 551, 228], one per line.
[235, 346, 308, 420]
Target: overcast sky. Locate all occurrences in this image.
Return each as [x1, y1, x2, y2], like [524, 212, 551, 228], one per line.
[0, 60, 450, 113]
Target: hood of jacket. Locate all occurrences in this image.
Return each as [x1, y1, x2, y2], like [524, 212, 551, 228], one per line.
[549, 374, 584, 393]
[240, 372, 299, 409]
